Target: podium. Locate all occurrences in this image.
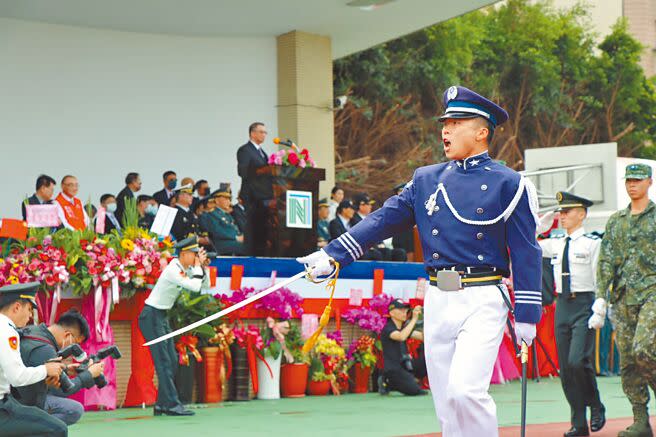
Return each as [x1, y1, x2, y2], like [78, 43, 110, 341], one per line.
[252, 165, 325, 258]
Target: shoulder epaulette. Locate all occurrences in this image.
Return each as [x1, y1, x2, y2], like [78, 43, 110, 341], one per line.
[584, 232, 602, 240]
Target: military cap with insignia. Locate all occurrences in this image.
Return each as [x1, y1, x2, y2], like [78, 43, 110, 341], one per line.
[211, 182, 232, 199]
[174, 235, 200, 253]
[353, 193, 375, 206]
[438, 85, 509, 128]
[623, 163, 653, 180]
[0, 282, 39, 309]
[174, 183, 194, 194]
[555, 191, 593, 211]
[318, 198, 329, 208]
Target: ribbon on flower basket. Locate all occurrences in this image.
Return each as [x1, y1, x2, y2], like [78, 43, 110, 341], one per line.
[93, 280, 113, 343]
[208, 324, 235, 380]
[49, 284, 62, 325]
[175, 335, 202, 366]
[234, 324, 271, 395]
[266, 316, 293, 363]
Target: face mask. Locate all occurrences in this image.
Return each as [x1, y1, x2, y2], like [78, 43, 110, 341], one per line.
[146, 204, 158, 216]
[167, 179, 177, 190]
[106, 203, 117, 213]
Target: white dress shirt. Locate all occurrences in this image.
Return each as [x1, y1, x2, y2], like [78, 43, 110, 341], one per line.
[539, 227, 600, 294]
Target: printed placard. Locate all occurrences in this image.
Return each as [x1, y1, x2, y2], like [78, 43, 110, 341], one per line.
[150, 205, 178, 237]
[286, 190, 312, 229]
[349, 288, 363, 306]
[301, 313, 319, 339]
[25, 204, 61, 228]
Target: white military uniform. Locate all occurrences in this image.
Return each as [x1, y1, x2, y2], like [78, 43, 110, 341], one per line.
[539, 227, 600, 295]
[144, 259, 210, 310]
[0, 313, 46, 395]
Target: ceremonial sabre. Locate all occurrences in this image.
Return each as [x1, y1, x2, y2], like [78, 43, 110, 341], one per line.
[520, 340, 529, 437]
[143, 270, 307, 346]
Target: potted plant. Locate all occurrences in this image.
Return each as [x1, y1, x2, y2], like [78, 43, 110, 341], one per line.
[307, 334, 345, 396]
[347, 335, 378, 394]
[256, 317, 293, 400]
[281, 322, 310, 398]
[168, 290, 221, 403]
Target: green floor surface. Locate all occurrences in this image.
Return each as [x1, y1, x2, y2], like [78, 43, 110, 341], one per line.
[70, 376, 651, 437]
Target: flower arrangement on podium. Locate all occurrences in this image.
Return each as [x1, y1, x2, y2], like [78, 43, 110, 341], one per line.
[268, 141, 317, 168]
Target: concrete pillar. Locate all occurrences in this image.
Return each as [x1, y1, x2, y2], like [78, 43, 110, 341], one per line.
[277, 30, 334, 197]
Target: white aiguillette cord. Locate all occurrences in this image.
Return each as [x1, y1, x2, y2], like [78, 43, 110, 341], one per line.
[143, 270, 308, 346]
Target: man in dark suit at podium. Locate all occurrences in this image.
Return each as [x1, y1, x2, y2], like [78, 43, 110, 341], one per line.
[237, 122, 273, 255]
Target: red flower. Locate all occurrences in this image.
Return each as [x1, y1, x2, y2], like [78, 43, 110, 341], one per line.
[80, 240, 89, 247]
[69, 265, 77, 275]
[300, 148, 309, 160]
[39, 253, 49, 262]
[36, 244, 43, 250]
[287, 152, 299, 166]
[45, 275, 56, 287]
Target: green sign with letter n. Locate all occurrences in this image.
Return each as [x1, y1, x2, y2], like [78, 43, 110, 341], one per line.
[286, 190, 312, 229]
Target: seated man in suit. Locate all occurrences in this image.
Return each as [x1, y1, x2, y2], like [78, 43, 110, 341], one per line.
[153, 170, 177, 206]
[329, 200, 355, 241]
[21, 174, 56, 221]
[137, 195, 158, 230]
[237, 122, 273, 255]
[200, 189, 245, 255]
[99, 194, 121, 234]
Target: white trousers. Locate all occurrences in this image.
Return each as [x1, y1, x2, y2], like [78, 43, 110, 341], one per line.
[424, 284, 509, 437]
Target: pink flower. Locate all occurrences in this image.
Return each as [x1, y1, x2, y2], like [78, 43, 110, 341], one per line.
[299, 159, 307, 168]
[274, 156, 283, 165]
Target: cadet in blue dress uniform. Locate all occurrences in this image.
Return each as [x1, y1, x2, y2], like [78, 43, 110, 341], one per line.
[299, 86, 542, 437]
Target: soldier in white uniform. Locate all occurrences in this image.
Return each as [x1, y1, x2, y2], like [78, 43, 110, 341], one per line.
[139, 235, 210, 417]
[0, 282, 68, 436]
[539, 192, 605, 436]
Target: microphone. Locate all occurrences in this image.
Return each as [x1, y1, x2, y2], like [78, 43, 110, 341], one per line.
[273, 138, 294, 147]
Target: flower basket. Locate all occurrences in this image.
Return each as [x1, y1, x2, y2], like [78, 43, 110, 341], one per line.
[280, 363, 308, 398]
[200, 347, 225, 403]
[307, 379, 331, 396]
[350, 363, 372, 394]
[256, 352, 282, 400]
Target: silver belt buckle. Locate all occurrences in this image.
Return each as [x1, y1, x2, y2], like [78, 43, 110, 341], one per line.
[435, 270, 462, 291]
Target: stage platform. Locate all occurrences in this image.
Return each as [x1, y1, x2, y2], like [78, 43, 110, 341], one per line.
[70, 376, 654, 437]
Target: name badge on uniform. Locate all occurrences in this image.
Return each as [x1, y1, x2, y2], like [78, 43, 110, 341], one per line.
[550, 254, 560, 265]
[572, 252, 590, 263]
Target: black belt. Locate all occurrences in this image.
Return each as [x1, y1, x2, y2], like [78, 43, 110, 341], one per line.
[428, 268, 504, 288]
[558, 291, 594, 300]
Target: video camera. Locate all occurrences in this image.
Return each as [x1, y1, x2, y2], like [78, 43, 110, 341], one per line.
[55, 344, 122, 391]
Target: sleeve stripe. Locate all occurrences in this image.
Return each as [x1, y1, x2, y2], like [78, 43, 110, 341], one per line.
[343, 232, 364, 257]
[515, 298, 542, 304]
[337, 236, 357, 262]
[515, 290, 542, 296]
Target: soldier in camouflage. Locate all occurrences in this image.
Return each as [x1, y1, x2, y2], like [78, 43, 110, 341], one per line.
[590, 163, 656, 437]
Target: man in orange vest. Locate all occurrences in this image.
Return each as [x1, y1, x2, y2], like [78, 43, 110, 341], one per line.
[54, 175, 89, 231]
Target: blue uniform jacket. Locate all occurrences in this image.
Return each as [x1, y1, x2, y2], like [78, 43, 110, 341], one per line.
[324, 152, 542, 323]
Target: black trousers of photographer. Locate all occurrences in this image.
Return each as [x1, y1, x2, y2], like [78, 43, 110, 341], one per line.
[138, 305, 182, 409]
[383, 349, 427, 396]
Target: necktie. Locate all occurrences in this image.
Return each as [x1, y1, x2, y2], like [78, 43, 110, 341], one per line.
[260, 148, 267, 162]
[561, 237, 571, 298]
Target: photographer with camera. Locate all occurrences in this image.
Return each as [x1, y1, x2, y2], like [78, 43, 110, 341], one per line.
[15, 309, 104, 426]
[378, 299, 427, 396]
[139, 235, 210, 417]
[0, 282, 69, 436]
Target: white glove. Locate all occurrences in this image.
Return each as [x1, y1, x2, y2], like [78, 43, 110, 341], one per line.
[537, 211, 556, 235]
[514, 322, 537, 346]
[296, 249, 334, 281]
[588, 298, 607, 330]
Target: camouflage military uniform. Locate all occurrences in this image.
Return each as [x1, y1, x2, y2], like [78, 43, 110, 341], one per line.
[597, 200, 656, 417]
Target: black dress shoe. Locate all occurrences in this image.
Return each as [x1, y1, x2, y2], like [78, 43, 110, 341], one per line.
[590, 404, 606, 432]
[564, 426, 590, 436]
[154, 405, 195, 416]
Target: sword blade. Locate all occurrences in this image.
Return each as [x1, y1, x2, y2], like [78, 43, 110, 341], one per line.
[143, 270, 307, 346]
